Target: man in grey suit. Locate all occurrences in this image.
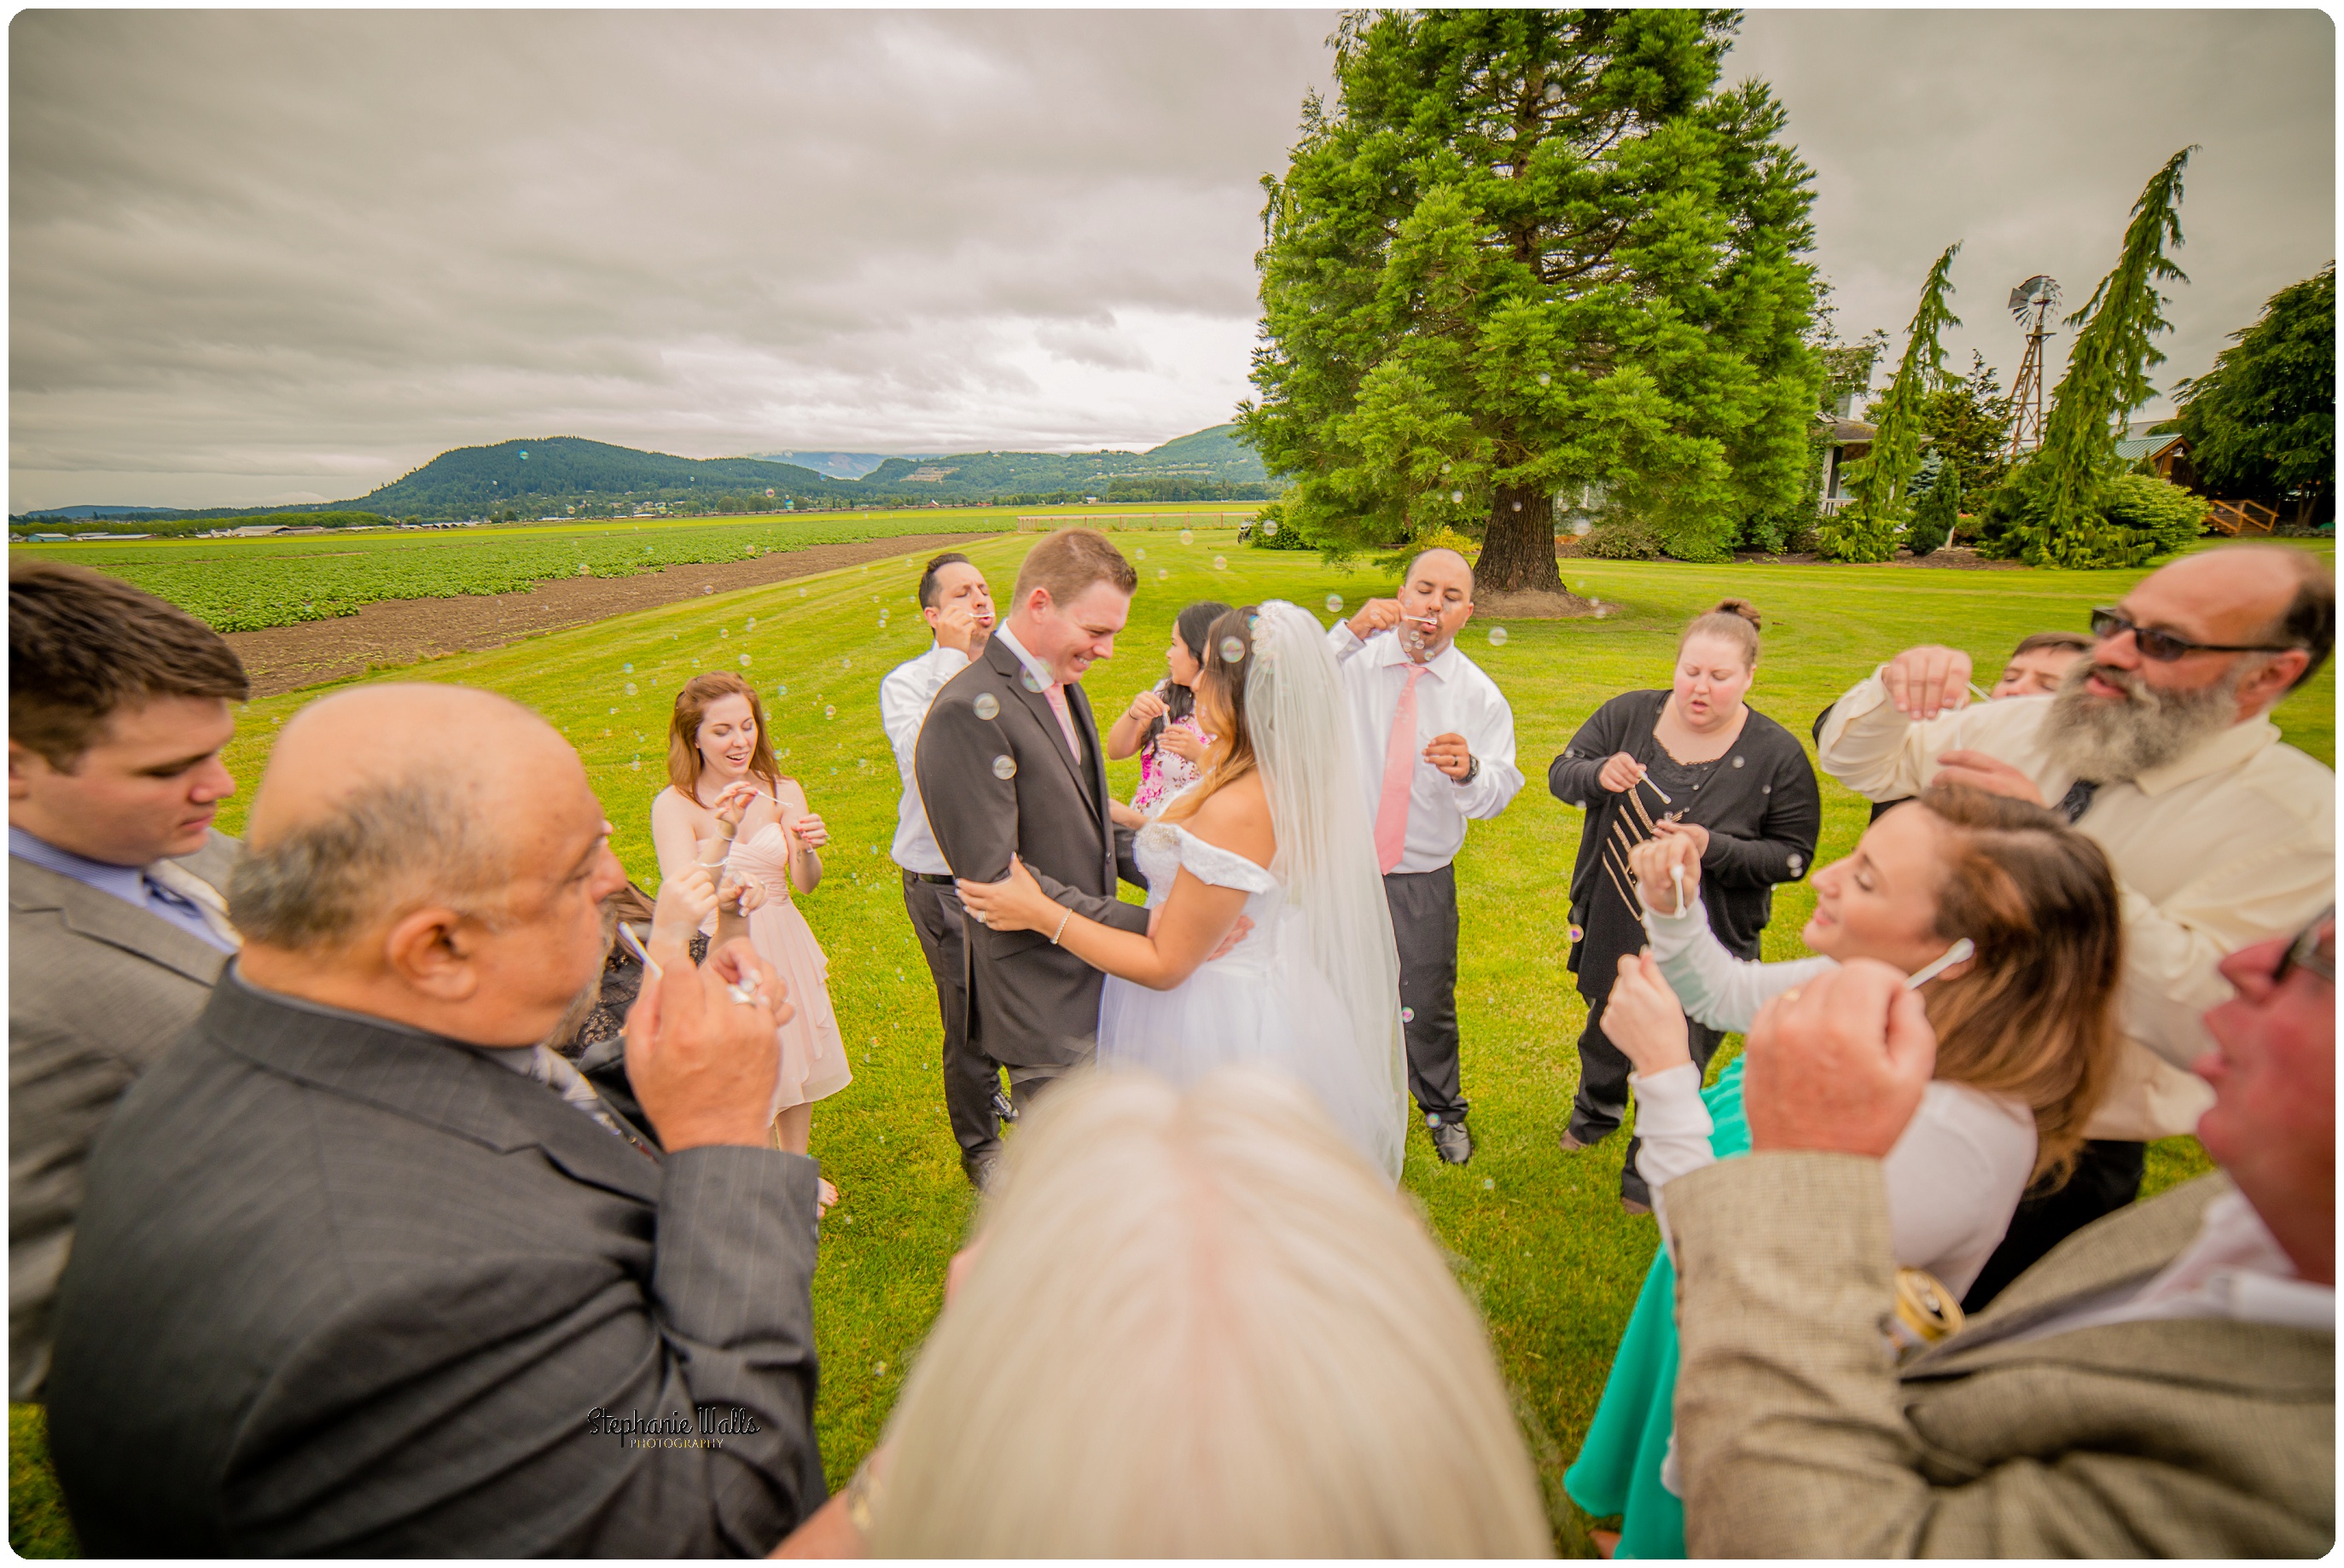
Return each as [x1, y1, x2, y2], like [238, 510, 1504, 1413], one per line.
[1666, 921, 2334, 1556]
[9, 560, 249, 1400]
[47, 683, 827, 1555]
[915, 528, 1149, 1182]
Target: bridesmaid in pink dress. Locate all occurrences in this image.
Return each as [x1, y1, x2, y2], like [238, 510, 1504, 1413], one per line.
[651, 673, 852, 1199]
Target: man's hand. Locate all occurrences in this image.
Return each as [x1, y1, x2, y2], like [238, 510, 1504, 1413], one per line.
[1934, 748, 2046, 807]
[1628, 833, 1702, 915]
[1206, 915, 1255, 961]
[1881, 645, 1975, 723]
[1607, 952, 1693, 1077]
[1347, 598, 1403, 640]
[1125, 688, 1169, 726]
[1742, 960, 1936, 1159]
[1423, 732, 1473, 781]
[625, 927, 785, 1153]
[1596, 752, 1643, 793]
[934, 601, 990, 658]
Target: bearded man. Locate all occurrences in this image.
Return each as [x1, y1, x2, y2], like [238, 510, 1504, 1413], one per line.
[1815, 543, 2334, 1301]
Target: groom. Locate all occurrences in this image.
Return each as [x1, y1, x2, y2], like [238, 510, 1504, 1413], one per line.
[916, 529, 1150, 1185]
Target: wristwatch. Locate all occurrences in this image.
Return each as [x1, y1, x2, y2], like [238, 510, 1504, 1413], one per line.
[1457, 754, 1480, 784]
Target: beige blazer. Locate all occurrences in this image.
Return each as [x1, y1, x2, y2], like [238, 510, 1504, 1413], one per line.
[9, 829, 238, 1399]
[1671, 1155, 2333, 1557]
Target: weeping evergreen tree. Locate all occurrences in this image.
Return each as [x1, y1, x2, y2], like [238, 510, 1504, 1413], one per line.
[1997, 147, 2195, 566]
[1905, 458, 1959, 555]
[1818, 241, 1961, 562]
[1238, 9, 1824, 589]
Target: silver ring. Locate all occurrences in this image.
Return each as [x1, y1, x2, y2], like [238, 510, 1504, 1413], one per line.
[726, 981, 762, 1007]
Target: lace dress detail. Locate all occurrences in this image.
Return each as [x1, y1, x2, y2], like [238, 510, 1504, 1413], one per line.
[713, 822, 851, 1113]
[1099, 822, 1391, 1171]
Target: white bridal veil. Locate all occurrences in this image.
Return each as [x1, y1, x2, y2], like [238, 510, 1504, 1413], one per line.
[1244, 601, 1409, 1181]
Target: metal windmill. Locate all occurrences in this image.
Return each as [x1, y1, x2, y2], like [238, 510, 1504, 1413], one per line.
[2005, 275, 2061, 458]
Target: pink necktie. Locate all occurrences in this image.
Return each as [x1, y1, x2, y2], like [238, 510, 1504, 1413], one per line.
[1044, 682, 1083, 763]
[1375, 665, 1427, 874]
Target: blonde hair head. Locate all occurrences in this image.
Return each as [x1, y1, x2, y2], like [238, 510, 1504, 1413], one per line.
[870, 1068, 1552, 1557]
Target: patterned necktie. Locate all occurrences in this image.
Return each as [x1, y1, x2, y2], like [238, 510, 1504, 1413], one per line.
[510, 1045, 659, 1158]
[1044, 682, 1083, 763]
[144, 857, 241, 949]
[2056, 778, 2100, 824]
[1375, 665, 1428, 874]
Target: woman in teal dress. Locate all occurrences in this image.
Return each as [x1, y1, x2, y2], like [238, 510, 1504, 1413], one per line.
[1564, 784, 2128, 1556]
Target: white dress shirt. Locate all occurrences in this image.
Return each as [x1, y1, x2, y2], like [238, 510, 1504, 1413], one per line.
[2001, 1187, 2333, 1344]
[1327, 622, 1524, 874]
[1818, 673, 2335, 1141]
[881, 642, 975, 875]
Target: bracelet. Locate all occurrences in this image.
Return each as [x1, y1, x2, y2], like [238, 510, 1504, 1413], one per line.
[1050, 907, 1073, 946]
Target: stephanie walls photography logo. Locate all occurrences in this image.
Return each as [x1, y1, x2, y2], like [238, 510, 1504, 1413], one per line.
[587, 1406, 765, 1450]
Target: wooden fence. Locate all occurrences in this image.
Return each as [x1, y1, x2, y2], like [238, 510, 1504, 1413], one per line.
[1013, 510, 1260, 533]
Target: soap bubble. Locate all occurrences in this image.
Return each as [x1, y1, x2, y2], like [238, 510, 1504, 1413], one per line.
[974, 693, 1000, 721]
[1213, 555, 1227, 570]
[746, 617, 757, 630]
[1568, 923, 1584, 943]
[1450, 489, 1464, 504]
[776, 684, 789, 697]
[1487, 626, 1509, 647]
[622, 662, 634, 673]
[1263, 520, 1279, 537]
[1441, 462, 1453, 475]
[608, 706, 618, 715]
[739, 654, 752, 667]
[1732, 755, 1745, 768]
[1019, 667, 1047, 694]
[1179, 530, 1194, 545]
[1538, 372, 1551, 386]
[1219, 636, 1245, 663]
[630, 758, 641, 771]
[1573, 519, 1593, 537]
[720, 627, 730, 637]
[799, 588, 808, 597]
[1401, 1006, 1416, 1023]
[823, 705, 835, 719]
[1134, 548, 1147, 560]
[1325, 595, 1345, 613]
[1787, 854, 1805, 874]
[1482, 1177, 1495, 1191]
[991, 754, 1018, 781]
[840, 657, 852, 671]
[702, 585, 713, 595]
[1511, 500, 1523, 512]
[1157, 568, 1168, 581]
[691, 658, 701, 667]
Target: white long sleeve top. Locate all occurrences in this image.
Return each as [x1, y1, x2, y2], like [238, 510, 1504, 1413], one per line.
[881, 642, 975, 875]
[1633, 895, 2036, 1298]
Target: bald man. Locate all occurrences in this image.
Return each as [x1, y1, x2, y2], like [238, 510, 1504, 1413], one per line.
[45, 685, 830, 1556]
[1816, 543, 2335, 1300]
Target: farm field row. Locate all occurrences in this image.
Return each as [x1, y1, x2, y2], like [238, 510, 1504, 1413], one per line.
[7, 502, 1258, 633]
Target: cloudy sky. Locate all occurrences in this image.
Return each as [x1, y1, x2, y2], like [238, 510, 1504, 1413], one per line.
[10, 9, 2332, 512]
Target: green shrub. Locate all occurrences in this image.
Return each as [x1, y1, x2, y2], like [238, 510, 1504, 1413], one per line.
[2101, 471, 2209, 559]
[1575, 519, 1666, 560]
[1905, 462, 1960, 556]
[1815, 503, 1899, 563]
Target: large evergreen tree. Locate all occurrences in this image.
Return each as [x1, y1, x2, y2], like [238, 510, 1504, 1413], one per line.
[1818, 241, 1960, 562]
[2173, 263, 2335, 524]
[1998, 148, 2194, 566]
[1238, 9, 1823, 589]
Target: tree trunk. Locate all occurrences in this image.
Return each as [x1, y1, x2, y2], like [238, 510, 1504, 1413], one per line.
[1474, 484, 1565, 593]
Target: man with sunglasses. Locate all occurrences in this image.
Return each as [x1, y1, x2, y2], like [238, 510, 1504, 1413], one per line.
[1665, 914, 2333, 1555]
[1814, 543, 2334, 1296]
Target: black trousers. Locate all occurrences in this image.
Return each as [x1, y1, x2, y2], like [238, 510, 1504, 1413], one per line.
[1568, 992, 1726, 1205]
[901, 871, 1002, 1177]
[1960, 1139, 2147, 1313]
[1383, 865, 1469, 1126]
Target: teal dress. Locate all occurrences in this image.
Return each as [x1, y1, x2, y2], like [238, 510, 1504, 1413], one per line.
[1563, 1056, 1751, 1559]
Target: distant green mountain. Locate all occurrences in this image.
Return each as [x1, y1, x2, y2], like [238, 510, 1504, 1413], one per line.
[346, 437, 875, 516]
[860, 425, 1271, 497]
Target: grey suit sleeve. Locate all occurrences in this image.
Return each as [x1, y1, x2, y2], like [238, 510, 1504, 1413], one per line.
[225, 1147, 824, 1558]
[1669, 1153, 2249, 1558]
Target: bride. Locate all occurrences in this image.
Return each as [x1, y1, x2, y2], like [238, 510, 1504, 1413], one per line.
[956, 601, 1408, 1179]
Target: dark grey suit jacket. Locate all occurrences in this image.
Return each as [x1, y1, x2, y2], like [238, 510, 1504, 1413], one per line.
[46, 970, 826, 1557]
[913, 632, 1149, 1068]
[9, 828, 238, 1401]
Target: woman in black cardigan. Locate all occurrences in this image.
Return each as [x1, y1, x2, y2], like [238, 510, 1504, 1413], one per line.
[1547, 600, 1820, 1211]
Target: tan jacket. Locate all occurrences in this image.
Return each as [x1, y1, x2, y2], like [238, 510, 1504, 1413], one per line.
[1818, 678, 2335, 1139]
[1671, 1155, 2333, 1557]
[9, 829, 238, 1399]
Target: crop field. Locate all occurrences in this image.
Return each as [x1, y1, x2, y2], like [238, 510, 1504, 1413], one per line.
[11, 532, 2329, 1556]
[7, 502, 1253, 634]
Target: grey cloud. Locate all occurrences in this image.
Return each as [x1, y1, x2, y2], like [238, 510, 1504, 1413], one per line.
[9, 9, 2332, 512]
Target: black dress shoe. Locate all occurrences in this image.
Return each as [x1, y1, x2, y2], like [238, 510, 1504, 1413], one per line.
[1428, 1118, 1474, 1165]
[963, 1153, 1001, 1192]
[992, 1089, 1018, 1124]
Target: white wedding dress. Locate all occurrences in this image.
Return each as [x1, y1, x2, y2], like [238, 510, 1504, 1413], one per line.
[1093, 601, 1409, 1182]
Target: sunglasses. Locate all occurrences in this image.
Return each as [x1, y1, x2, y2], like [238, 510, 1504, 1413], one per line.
[2272, 911, 2335, 988]
[2090, 607, 2301, 664]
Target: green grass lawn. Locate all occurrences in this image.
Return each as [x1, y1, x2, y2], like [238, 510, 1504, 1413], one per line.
[11, 533, 2328, 1556]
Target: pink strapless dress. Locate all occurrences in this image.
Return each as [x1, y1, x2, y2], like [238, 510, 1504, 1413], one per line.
[710, 822, 852, 1112]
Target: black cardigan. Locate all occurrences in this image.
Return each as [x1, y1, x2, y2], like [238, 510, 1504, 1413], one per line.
[1548, 691, 1822, 1001]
